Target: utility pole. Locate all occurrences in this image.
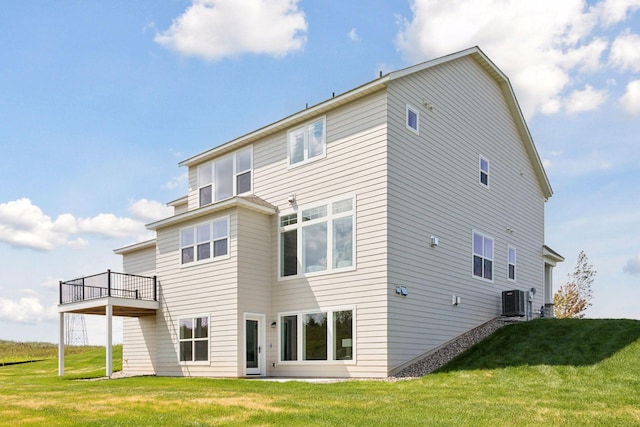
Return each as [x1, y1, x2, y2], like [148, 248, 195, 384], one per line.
[65, 313, 88, 346]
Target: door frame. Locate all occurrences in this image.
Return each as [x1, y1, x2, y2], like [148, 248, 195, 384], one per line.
[243, 313, 265, 376]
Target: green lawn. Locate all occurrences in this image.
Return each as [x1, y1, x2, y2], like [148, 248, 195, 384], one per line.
[1, 319, 639, 426]
[0, 340, 104, 365]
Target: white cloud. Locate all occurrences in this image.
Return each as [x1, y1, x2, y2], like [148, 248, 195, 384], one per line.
[0, 199, 71, 250]
[165, 172, 188, 190]
[75, 214, 145, 239]
[620, 79, 640, 114]
[394, 0, 638, 118]
[595, 0, 640, 26]
[565, 84, 608, 114]
[154, 0, 307, 61]
[0, 295, 57, 324]
[128, 199, 173, 222]
[348, 28, 361, 42]
[0, 198, 154, 251]
[610, 30, 640, 71]
[623, 254, 640, 275]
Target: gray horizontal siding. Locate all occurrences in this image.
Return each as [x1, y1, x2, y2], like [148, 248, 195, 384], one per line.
[386, 56, 546, 369]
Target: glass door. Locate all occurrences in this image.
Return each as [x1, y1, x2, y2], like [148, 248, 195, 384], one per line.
[245, 316, 262, 375]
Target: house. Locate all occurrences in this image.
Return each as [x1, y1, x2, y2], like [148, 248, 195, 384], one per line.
[58, 47, 563, 379]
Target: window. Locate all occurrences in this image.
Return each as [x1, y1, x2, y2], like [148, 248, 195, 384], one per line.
[508, 246, 517, 281]
[406, 104, 419, 134]
[287, 117, 326, 166]
[181, 217, 229, 265]
[281, 315, 297, 361]
[303, 313, 327, 360]
[198, 146, 253, 207]
[279, 196, 355, 278]
[473, 231, 493, 280]
[279, 308, 354, 362]
[480, 156, 490, 187]
[179, 316, 209, 362]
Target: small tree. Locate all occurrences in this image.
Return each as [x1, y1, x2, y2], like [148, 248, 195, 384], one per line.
[553, 251, 596, 318]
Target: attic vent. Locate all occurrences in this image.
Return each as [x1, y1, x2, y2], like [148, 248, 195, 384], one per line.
[502, 290, 525, 317]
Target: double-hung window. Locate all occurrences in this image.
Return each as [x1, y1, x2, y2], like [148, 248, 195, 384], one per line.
[180, 217, 229, 265]
[508, 246, 517, 281]
[479, 155, 490, 187]
[279, 196, 355, 278]
[473, 231, 494, 281]
[280, 308, 354, 362]
[179, 315, 209, 363]
[406, 104, 419, 134]
[287, 117, 326, 166]
[198, 146, 253, 207]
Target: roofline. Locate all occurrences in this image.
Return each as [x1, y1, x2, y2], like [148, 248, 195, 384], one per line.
[146, 196, 277, 230]
[179, 75, 390, 167]
[543, 245, 565, 263]
[113, 239, 157, 255]
[166, 195, 188, 207]
[177, 46, 553, 199]
[389, 46, 552, 199]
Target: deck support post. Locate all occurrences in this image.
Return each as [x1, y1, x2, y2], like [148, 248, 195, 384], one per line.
[106, 304, 113, 379]
[58, 312, 65, 378]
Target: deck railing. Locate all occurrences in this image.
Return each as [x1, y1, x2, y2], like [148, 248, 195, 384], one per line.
[59, 270, 157, 305]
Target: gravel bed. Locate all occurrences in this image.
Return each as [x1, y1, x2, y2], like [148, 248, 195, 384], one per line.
[392, 318, 512, 378]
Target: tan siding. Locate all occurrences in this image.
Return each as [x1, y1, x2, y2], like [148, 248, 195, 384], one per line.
[386, 56, 546, 369]
[130, 53, 548, 379]
[252, 90, 391, 377]
[121, 245, 157, 375]
[153, 209, 240, 377]
[123, 316, 157, 375]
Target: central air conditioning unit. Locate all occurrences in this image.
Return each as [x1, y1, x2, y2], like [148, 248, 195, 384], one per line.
[502, 289, 525, 317]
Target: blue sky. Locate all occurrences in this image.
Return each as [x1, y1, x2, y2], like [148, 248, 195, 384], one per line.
[1, 0, 639, 344]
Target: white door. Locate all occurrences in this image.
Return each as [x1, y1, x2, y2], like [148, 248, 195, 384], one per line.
[245, 314, 264, 375]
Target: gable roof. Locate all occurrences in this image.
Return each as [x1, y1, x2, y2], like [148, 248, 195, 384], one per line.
[179, 47, 552, 199]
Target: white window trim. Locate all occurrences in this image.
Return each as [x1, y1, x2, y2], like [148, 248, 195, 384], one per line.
[472, 230, 494, 283]
[277, 306, 356, 365]
[177, 313, 211, 365]
[286, 116, 327, 169]
[507, 245, 517, 282]
[479, 155, 490, 188]
[278, 194, 357, 280]
[406, 104, 420, 134]
[197, 146, 253, 207]
[179, 216, 230, 267]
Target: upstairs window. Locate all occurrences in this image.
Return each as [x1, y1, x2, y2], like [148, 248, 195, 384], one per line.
[406, 104, 419, 134]
[198, 146, 253, 207]
[473, 231, 493, 281]
[287, 117, 326, 167]
[479, 156, 490, 187]
[180, 217, 229, 265]
[508, 246, 517, 281]
[279, 196, 355, 278]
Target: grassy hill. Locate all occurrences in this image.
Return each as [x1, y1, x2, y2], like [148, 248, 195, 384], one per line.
[0, 319, 638, 426]
[0, 340, 104, 365]
[439, 318, 640, 371]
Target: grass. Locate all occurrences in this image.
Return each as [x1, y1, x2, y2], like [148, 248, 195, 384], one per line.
[0, 319, 639, 426]
[0, 340, 104, 365]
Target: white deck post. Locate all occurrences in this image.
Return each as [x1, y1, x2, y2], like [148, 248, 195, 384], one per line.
[58, 312, 65, 377]
[106, 304, 113, 379]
